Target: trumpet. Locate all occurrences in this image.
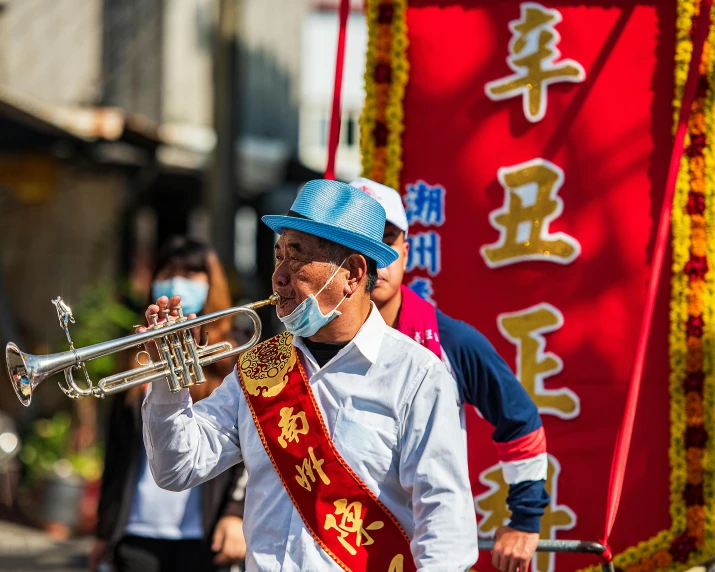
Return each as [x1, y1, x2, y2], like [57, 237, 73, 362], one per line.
[6, 294, 280, 406]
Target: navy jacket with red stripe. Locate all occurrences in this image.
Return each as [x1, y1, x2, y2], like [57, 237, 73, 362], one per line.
[437, 309, 550, 533]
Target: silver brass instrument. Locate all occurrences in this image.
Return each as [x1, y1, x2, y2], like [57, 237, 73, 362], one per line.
[6, 294, 280, 406]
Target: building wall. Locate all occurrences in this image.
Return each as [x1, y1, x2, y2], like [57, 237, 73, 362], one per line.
[299, 11, 366, 180]
[0, 155, 125, 347]
[102, 0, 164, 121]
[162, 0, 216, 126]
[0, 0, 102, 106]
[238, 0, 312, 146]
[0, 0, 214, 127]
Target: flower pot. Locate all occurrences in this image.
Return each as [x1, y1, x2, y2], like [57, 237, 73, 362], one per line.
[77, 478, 101, 535]
[39, 473, 84, 539]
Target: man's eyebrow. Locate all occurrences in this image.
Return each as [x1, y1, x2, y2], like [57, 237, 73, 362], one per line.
[286, 242, 304, 254]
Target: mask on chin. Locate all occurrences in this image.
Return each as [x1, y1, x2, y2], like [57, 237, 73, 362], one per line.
[278, 260, 347, 338]
[151, 277, 209, 316]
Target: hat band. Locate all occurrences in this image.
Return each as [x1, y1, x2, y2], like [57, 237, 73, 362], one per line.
[287, 210, 311, 220]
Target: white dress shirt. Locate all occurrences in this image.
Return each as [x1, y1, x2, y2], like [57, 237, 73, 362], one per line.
[142, 304, 478, 571]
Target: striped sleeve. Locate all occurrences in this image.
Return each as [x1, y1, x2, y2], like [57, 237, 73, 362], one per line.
[437, 310, 550, 533]
[494, 426, 548, 484]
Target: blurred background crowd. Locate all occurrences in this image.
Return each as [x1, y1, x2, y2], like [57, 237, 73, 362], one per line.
[0, 0, 367, 568]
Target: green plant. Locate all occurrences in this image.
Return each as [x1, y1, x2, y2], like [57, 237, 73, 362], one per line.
[68, 280, 137, 382]
[19, 411, 104, 484]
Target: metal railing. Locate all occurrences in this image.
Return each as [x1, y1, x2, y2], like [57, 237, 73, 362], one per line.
[477, 539, 614, 572]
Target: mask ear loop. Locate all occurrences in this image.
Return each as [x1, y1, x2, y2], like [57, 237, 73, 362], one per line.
[315, 258, 349, 314]
[332, 291, 348, 312]
[315, 258, 348, 297]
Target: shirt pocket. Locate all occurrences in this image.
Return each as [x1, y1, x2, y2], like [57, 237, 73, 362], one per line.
[332, 408, 398, 485]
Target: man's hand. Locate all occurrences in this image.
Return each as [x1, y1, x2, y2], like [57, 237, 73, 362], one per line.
[136, 295, 199, 360]
[492, 526, 539, 572]
[212, 515, 247, 565]
[88, 539, 109, 572]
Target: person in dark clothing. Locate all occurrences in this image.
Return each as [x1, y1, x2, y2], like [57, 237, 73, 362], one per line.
[89, 237, 247, 572]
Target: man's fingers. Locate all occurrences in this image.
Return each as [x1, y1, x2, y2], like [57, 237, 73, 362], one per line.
[168, 295, 182, 317]
[212, 528, 225, 552]
[493, 527, 538, 572]
[145, 302, 162, 324]
[213, 552, 232, 566]
[155, 296, 172, 324]
[221, 543, 243, 560]
[492, 549, 504, 571]
[500, 550, 516, 572]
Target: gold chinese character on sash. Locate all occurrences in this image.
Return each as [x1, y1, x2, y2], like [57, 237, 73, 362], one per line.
[498, 303, 579, 419]
[485, 2, 585, 122]
[278, 406, 309, 448]
[295, 446, 330, 491]
[388, 554, 404, 572]
[474, 456, 576, 572]
[480, 159, 580, 268]
[324, 499, 385, 556]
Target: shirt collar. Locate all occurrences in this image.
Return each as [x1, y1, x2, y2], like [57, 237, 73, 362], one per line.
[351, 302, 385, 364]
[292, 302, 385, 366]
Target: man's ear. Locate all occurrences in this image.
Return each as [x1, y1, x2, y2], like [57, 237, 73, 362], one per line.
[344, 253, 367, 297]
[402, 238, 410, 273]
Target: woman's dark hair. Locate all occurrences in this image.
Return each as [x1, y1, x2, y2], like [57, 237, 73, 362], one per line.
[152, 237, 211, 281]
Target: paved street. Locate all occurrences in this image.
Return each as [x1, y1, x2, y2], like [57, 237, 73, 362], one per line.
[0, 519, 713, 572]
[0, 521, 91, 572]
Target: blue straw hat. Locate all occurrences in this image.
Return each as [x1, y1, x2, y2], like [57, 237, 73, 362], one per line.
[262, 179, 399, 268]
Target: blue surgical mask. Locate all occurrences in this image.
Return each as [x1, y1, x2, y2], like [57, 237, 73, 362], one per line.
[278, 260, 347, 338]
[152, 277, 209, 316]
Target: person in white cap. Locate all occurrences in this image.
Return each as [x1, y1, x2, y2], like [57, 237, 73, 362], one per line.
[351, 177, 549, 572]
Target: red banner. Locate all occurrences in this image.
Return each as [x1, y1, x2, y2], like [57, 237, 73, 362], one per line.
[395, 2, 675, 570]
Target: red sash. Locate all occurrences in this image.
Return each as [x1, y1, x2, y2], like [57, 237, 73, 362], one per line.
[237, 332, 415, 572]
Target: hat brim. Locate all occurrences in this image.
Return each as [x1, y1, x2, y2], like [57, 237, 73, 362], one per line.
[262, 215, 399, 268]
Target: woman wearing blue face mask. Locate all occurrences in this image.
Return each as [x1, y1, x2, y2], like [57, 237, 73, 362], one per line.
[90, 237, 247, 572]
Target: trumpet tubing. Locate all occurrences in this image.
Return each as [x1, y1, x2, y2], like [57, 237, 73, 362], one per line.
[5, 294, 279, 406]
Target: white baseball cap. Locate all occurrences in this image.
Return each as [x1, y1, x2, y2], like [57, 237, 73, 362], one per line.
[349, 177, 409, 236]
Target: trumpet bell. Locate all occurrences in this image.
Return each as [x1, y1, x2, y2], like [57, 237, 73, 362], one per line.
[6, 343, 34, 407]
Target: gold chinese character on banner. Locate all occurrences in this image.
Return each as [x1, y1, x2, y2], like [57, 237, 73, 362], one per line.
[324, 499, 385, 556]
[278, 406, 309, 448]
[485, 2, 585, 122]
[498, 303, 579, 419]
[295, 446, 330, 491]
[480, 159, 580, 268]
[474, 457, 576, 572]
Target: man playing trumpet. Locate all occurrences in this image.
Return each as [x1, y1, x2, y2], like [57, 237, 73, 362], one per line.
[140, 180, 478, 571]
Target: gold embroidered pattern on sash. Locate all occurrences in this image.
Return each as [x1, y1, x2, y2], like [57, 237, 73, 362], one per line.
[239, 331, 296, 397]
